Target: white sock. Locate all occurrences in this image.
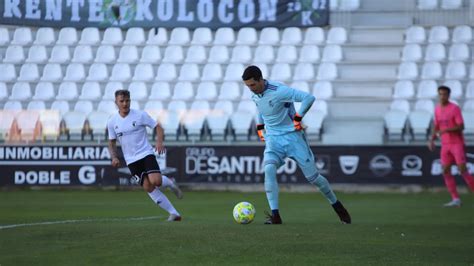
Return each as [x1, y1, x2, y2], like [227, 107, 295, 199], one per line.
[160, 175, 173, 188]
[147, 188, 179, 216]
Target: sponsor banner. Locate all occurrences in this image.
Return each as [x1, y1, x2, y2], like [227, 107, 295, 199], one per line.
[0, 0, 329, 29]
[1, 145, 473, 186]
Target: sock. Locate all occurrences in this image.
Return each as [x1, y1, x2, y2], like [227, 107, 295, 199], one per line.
[147, 188, 180, 215]
[308, 174, 337, 204]
[443, 173, 459, 200]
[264, 164, 279, 211]
[272, 209, 280, 216]
[461, 172, 474, 192]
[160, 175, 173, 188]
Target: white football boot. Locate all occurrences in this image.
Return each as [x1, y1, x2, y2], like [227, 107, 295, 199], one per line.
[443, 199, 461, 208]
[169, 177, 183, 199]
[167, 213, 182, 222]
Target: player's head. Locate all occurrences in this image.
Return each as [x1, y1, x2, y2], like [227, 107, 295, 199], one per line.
[242, 65, 265, 94]
[114, 89, 131, 114]
[437, 85, 450, 105]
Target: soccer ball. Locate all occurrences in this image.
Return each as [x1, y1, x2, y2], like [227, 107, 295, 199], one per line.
[233, 202, 256, 224]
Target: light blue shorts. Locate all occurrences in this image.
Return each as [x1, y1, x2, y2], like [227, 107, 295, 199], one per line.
[264, 131, 318, 177]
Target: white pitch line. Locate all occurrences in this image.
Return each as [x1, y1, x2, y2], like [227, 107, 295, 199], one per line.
[0, 216, 162, 230]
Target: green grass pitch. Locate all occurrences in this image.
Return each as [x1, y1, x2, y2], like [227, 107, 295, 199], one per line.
[0, 190, 473, 265]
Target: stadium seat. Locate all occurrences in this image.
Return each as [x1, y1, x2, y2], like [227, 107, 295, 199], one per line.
[11, 27, 33, 46]
[110, 64, 131, 82]
[0, 110, 15, 141]
[147, 27, 168, 45]
[86, 63, 108, 82]
[202, 63, 224, 82]
[339, 0, 361, 10]
[445, 61, 466, 79]
[0, 64, 16, 82]
[56, 82, 79, 100]
[213, 27, 235, 45]
[102, 28, 123, 45]
[214, 100, 234, 115]
[0, 83, 8, 101]
[169, 27, 190, 45]
[26, 45, 48, 63]
[466, 81, 474, 99]
[124, 27, 145, 45]
[408, 99, 434, 140]
[50, 100, 70, 116]
[304, 27, 325, 45]
[27, 100, 46, 111]
[79, 82, 102, 100]
[291, 81, 310, 93]
[39, 110, 61, 141]
[230, 45, 252, 63]
[117, 45, 139, 63]
[156, 63, 177, 82]
[0, 27, 9, 46]
[270, 63, 292, 82]
[452, 25, 472, 43]
[140, 45, 161, 63]
[425, 43, 446, 61]
[317, 63, 338, 80]
[191, 27, 213, 45]
[303, 110, 326, 141]
[208, 45, 229, 63]
[144, 100, 164, 121]
[149, 82, 171, 100]
[49, 45, 71, 63]
[448, 44, 470, 61]
[132, 63, 155, 82]
[293, 63, 315, 81]
[230, 111, 254, 141]
[182, 100, 211, 140]
[32, 82, 55, 101]
[254, 45, 275, 64]
[312, 81, 333, 99]
[3, 100, 23, 112]
[384, 108, 408, 141]
[167, 100, 188, 120]
[420, 62, 442, 79]
[64, 63, 86, 82]
[34, 27, 55, 46]
[18, 63, 40, 82]
[392, 80, 415, 99]
[441, 0, 462, 9]
[206, 111, 230, 141]
[390, 99, 411, 113]
[470, 63, 474, 79]
[128, 82, 148, 101]
[256, 64, 269, 78]
[79, 27, 101, 45]
[15, 110, 41, 142]
[178, 63, 200, 82]
[416, 80, 438, 99]
[97, 100, 117, 115]
[417, 0, 438, 9]
[276, 45, 298, 63]
[237, 100, 257, 115]
[405, 26, 426, 44]
[163, 45, 184, 63]
[73, 100, 94, 114]
[103, 82, 124, 100]
[57, 27, 78, 45]
[443, 80, 463, 99]
[87, 111, 111, 140]
[3, 45, 25, 64]
[159, 110, 182, 140]
[281, 27, 302, 45]
[224, 63, 244, 82]
[401, 44, 422, 62]
[259, 27, 280, 45]
[185, 45, 207, 63]
[236, 27, 258, 45]
[62, 111, 87, 140]
[428, 26, 449, 43]
[171, 82, 194, 100]
[10, 82, 31, 101]
[195, 82, 218, 100]
[218, 81, 241, 100]
[95, 45, 116, 63]
[41, 63, 63, 82]
[299, 45, 320, 63]
[327, 27, 347, 44]
[322, 45, 343, 62]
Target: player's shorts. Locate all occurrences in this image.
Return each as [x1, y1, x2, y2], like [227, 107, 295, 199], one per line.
[127, 154, 161, 185]
[264, 131, 318, 178]
[440, 143, 467, 166]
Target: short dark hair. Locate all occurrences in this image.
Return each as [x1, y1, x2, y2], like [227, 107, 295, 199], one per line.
[115, 89, 130, 98]
[438, 85, 451, 95]
[242, 65, 263, 81]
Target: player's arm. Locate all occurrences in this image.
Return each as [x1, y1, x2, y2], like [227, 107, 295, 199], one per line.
[428, 117, 440, 152]
[108, 139, 120, 167]
[440, 107, 464, 134]
[155, 123, 166, 154]
[256, 112, 265, 142]
[280, 86, 315, 130]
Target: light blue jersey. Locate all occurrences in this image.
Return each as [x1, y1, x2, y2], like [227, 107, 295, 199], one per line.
[251, 80, 315, 136]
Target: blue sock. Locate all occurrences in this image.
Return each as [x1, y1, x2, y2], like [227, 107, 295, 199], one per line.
[272, 209, 280, 216]
[264, 163, 279, 211]
[307, 174, 337, 204]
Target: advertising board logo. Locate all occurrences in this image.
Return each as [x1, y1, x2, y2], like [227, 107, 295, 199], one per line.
[315, 155, 330, 175]
[369, 155, 392, 177]
[338, 156, 359, 175]
[401, 155, 423, 176]
[103, 0, 137, 26]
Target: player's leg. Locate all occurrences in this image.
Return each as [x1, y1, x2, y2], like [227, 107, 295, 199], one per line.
[441, 146, 461, 207]
[143, 176, 182, 221]
[289, 131, 351, 223]
[452, 144, 474, 192]
[262, 136, 284, 224]
[144, 155, 183, 199]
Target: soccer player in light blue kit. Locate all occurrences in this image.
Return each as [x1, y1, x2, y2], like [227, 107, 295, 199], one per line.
[242, 65, 351, 224]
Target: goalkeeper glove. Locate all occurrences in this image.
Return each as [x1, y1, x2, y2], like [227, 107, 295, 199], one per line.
[256, 124, 265, 142]
[293, 113, 303, 131]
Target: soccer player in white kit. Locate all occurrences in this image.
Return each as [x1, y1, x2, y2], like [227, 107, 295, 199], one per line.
[107, 90, 183, 221]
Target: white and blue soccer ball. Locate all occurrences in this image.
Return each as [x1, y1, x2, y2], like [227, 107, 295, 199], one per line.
[233, 202, 256, 224]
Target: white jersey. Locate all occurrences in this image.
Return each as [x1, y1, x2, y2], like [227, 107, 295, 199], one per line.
[107, 109, 157, 165]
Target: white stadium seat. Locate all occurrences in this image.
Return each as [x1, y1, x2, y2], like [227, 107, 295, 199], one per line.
[128, 82, 148, 101]
[72, 45, 94, 63]
[195, 82, 218, 100]
[202, 63, 223, 82]
[149, 82, 171, 100]
[236, 27, 258, 45]
[178, 63, 200, 82]
[269, 63, 292, 82]
[11, 27, 33, 46]
[448, 44, 470, 61]
[293, 63, 315, 81]
[86, 63, 109, 82]
[79, 27, 100, 45]
[445, 61, 466, 79]
[466, 81, 474, 99]
[420, 62, 442, 79]
[168, 27, 190, 45]
[0, 27, 10, 46]
[51, 100, 71, 116]
[32, 82, 55, 101]
[218, 82, 241, 100]
[299, 45, 320, 63]
[185, 45, 207, 64]
[155, 63, 177, 82]
[73, 100, 94, 115]
[57, 27, 78, 45]
[4, 45, 25, 64]
[64, 63, 86, 82]
[56, 82, 79, 100]
[326, 27, 347, 44]
[103, 82, 124, 100]
[163, 45, 185, 64]
[230, 46, 252, 63]
[49, 45, 71, 63]
[191, 27, 213, 45]
[304, 27, 325, 45]
[140, 45, 161, 63]
[425, 43, 446, 62]
[452, 25, 472, 43]
[18, 63, 40, 82]
[290, 81, 310, 93]
[428, 26, 449, 43]
[259, 27, 280, 45]
[416, 80, 437, 99]
[124, 27, 145, 45]
[317, 63, 338, 80]
[208, 46, 229, 63]
[393, 80, 415, 99]
[102, 28, 123, 45]
[401, 44, 422, 62]
[213, 27, 235, 45]
[133, 63, 155, 82]
[0, 83, 7, 101]
[281, 27, 302, 45]
[0, 64, 16, 82]
[276, 45, 298, 63]
[117, 45, 139, 63]
[110, 64, 132, 82]
[10, 82, 31, 101]
[34, 27, 55, 46]
[147, 27, 168, 45]
[79, 82, 102, 100]
[405, 26, 426, 44]
[95, 45, 116, 64]
[27, 100, 46, 111]
[87, 111, 111, 140]
[26, 45, 48, 63]
[254, 45, 275, 64]
[418, 0, 438, 10]
[443, 80, 463, 100]
[322, 45, 343, 62]
[171, 82, 194, 100]
[312, 81, 333, 99]
[441, 0, 462, 9]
